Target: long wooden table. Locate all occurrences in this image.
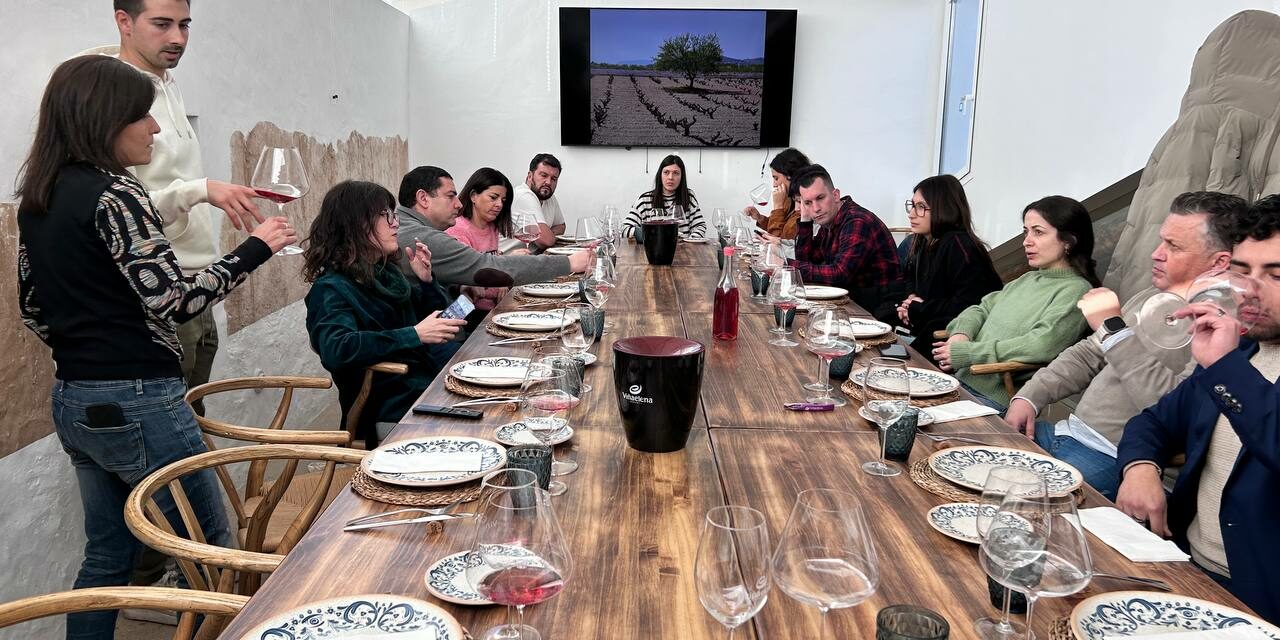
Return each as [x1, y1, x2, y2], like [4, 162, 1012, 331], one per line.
[219, 240, 1250, 639]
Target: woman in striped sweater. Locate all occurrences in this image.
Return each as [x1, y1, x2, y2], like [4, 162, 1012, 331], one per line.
[622, 154, 706, 240]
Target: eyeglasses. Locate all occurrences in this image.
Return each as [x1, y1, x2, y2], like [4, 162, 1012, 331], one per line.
[904, 200, 930, 218]
[380, 209, 399, 227]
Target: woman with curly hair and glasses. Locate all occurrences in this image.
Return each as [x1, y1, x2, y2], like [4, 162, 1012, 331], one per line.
[304, 180, 467, 447]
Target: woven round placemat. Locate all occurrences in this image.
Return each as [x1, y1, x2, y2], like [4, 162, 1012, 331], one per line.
[485, 323, 563, 340]
[796, 327, 899, 348]
[909, 457, 982, 502]
[797, 297, 852, 310]
[445, 374, 522, 400]
[1049, 616, 1074, 640]
[511, 290, 577, 306]
[351, 469, 483, 518]
[841, 378, 962, 407]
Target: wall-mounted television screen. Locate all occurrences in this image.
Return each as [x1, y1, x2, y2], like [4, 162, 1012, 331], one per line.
[560, 8, 797, 148]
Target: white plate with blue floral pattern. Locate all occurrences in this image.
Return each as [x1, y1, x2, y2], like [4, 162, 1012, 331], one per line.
[424, 545, 545, 607]
[494, 418, 573, 446]
[850, 366, 960, 398]
[926, 502, 1031, 544]
[362, 436, 506, 488]
[492, 311, 576, 332]
[545, 246, 582, 255]
[240, 594, 464, 639]
[519, 282, 580, 298]
[927, 446, 1083, 496]
[1070, 591, 1280, 640]
[450, 357, 530, 387]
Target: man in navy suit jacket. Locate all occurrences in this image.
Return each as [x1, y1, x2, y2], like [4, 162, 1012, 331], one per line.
[1115, 198, 1280, 623]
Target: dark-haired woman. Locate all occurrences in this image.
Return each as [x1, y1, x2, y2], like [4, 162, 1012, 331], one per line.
[622, 154, 706, 240]
[742, 147, 810, 239]
[16, 55, 294, 639]
[447, 168, 515, 311]
[304, 180, 466, 447]
[933, 195, 1100, 410]
[887, 175, 1002, 361]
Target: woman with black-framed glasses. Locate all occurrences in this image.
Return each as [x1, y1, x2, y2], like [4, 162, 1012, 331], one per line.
[880, 175, 1001, 362]
[303, 180, 467, 447]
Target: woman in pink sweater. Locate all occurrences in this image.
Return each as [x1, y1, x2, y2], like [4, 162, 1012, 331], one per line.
[446, 167, 518, 310]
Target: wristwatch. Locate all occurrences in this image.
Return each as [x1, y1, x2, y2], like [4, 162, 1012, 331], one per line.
[1097, 316, 1127, 342]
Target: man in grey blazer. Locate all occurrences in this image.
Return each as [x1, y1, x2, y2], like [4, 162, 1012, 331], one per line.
[394, 166, 590, 288]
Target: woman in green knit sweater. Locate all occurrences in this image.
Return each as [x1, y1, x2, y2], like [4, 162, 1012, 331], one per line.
[304, 181, 467, 447]
[933, 195, 1101, 409]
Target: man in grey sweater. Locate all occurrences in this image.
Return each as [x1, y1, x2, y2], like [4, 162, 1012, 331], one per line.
[1005, 192, 1243, 499]
[394, 166, 590, 287]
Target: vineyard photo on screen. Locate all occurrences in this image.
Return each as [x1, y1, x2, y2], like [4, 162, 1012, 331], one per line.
[589, 9, 766, 147]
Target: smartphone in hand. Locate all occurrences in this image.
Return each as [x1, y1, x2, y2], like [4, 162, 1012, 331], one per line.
[440, 294, 475, 320]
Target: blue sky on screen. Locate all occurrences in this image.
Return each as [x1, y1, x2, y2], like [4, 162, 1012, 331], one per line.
[590, 9, 766, 64]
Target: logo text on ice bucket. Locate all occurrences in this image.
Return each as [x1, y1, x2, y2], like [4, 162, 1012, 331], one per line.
[623, 384, 654, 404]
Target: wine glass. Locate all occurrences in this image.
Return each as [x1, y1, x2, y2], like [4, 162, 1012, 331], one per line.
[467, 468, 571, 640]
[695, 506, 771, 639]
[583, 254, 617, 330]
[575, 217, 604, 249]
[860, 357, 910, 477]
[750, 244, 785, 301]
[1135, 269, 1260, 349]
[250, 146, 310, 255]
[772, 489, 879, 637]
[767, 266, 805, 347]
[973, 467, 1046, 640]
[979, 491, 1092, 640]
[559, 303, 596, 392]
[748, 182, 771, 209]
[804, 307, 855, 407]
[513, 212, 542, 252]
[731, 226, 755, 281]
[519, 361, 581, 496]
[712, 207, 731, 239]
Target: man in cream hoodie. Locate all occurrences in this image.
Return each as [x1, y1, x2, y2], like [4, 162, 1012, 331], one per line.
[85, 0, 265, 415]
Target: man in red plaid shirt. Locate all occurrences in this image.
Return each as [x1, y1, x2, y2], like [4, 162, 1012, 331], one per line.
[790, 165, 903, 313]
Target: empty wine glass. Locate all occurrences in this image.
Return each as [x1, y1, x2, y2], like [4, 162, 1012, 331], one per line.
[519, 361, 581, 496]
[804, 307, 855, 407]
[560, 303, 596, 392]
[1135, 269, 1260, 349]
[973, 467, 1046, 640]
[712, 207, 731, 239]
[576, 217, 604, 249]
[513, 212, 542, 252]
[695, 506, 771, 639]
[467, 468, 571, 640]
[583, 254, 617, 330]
[250, 146, 310, 255]
[861, 357, 910, 477]
[751, 244, 785, 300]
[767, 266, 805, 347]
[979, 490, 1092, 640]
[772, 489, 879, 637]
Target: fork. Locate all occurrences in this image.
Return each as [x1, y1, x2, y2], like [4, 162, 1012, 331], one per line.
[918, 433, 989, 446]
[344, 498, 470, 532]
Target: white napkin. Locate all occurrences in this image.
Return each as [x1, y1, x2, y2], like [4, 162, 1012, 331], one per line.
[1104, 628, 1272, 640]
[456, 365, 527, 381]
[502, 320, 561, 329]
[368, 451, 484, 475]
[1079, 507, 1191, 562]
[927, 400, 1000, 423]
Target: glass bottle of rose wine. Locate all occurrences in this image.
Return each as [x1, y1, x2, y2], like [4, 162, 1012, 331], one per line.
[713, 247, 739, 341]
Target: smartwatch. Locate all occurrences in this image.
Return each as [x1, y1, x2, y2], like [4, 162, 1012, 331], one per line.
[1098, 316, 1127, 342]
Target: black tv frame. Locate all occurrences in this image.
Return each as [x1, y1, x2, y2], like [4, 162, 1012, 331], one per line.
[560, 7, 797, 148]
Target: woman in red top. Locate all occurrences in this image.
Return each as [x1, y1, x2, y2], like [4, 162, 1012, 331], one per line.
[446, 167, 517, 311]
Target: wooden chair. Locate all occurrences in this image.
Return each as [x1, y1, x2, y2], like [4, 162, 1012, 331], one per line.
[125, 444, 365, 598]
[186, 377, 356, 558]
[0, 586, 248, 640]
[932, 330, 1043, 398]
[343, 362, 410, 447]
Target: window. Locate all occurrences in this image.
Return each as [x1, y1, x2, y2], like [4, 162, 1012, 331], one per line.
[938, 0, 983, 178]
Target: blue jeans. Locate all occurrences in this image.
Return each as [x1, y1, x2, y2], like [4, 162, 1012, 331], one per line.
[51, 378, 231, 640]
[960, 381, 1008, 413]
[1033, 421, 1120, 501]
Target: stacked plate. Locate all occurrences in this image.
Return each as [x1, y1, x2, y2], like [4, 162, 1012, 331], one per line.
[241, 594, 465, 639]
[1071, 592, 1280, 640]
[849, 366, 960, 398]
[926, 446, 1084, 497]
[361, 436, 506, 488]
[490, 310, 577, 332]
[519, 281, 581, 298]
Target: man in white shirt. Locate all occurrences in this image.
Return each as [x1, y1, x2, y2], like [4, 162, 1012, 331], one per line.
[90, 0, 265, 416]
[511, 153, 566, 250]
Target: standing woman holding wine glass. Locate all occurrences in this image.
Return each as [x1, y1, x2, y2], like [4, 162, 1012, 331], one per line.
[15, 55, 295, 639]
[621, 154, 706, 240]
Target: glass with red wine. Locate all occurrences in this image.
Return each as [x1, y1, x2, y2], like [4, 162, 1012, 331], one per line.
[804, 307, 855, 407]
[467, 468, 572, 640]
[766, 266, 804, 347]
[250, 146, 310, 255]
[513, 212, 542, 252]
[519, 361, 582, 496]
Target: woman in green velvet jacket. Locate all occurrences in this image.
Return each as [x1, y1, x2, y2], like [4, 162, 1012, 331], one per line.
[303, 180, 467, 447]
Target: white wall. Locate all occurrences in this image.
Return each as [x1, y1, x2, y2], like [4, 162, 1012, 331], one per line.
[963, 0, 1279, 247]
[0, 2, 408, 637]
[406, 0, 946, 232]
